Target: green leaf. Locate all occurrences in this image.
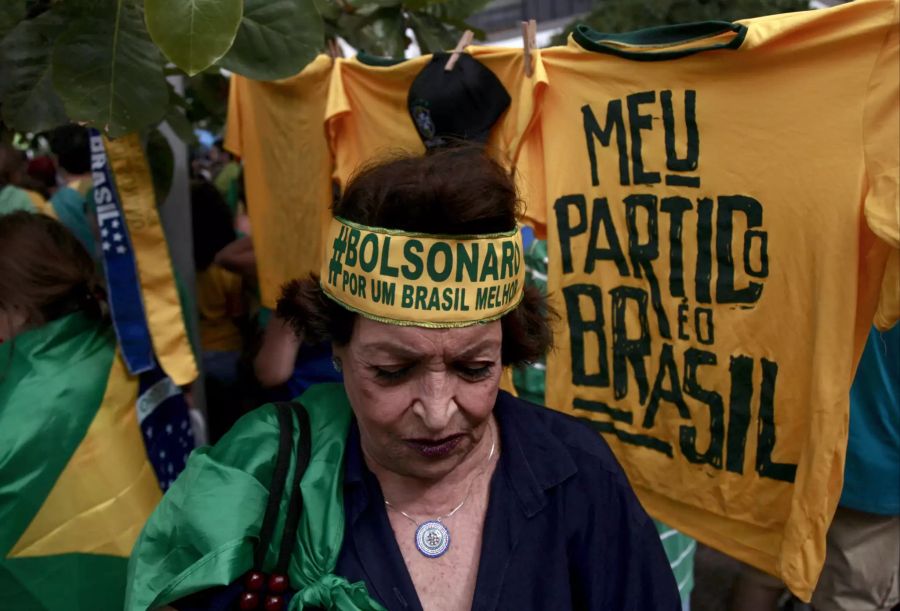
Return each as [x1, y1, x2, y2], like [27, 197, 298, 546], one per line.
[347, 0, 402, 7]
[52, 0, 169, 137]
[417, 0, 491, 21]
[219, 0, 324, 81]
[313, 0, 342, 21]
[336, 7, 407, 57]
[0, 10, 69, 133]
[407, 11, 455, 54]
[144, 127, 174, 204]
[186, 72, 228, 124]
[0, 0, 26, 40]
[145, 0, 243, 76]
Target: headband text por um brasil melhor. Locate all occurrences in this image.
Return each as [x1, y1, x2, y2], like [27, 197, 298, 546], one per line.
[320, 217, 525, 327]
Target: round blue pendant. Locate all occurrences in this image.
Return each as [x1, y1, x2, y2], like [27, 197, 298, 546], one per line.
[415, 520, 450, 558]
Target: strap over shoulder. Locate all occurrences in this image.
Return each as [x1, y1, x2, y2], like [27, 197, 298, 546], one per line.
[125, 384, 384, 611]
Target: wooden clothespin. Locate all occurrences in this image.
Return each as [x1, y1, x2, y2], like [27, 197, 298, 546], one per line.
[522, 19, 537, 77]
[445, 30, 475, 71]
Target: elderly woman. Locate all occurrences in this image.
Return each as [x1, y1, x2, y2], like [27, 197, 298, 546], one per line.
[127, 148, 679, 610]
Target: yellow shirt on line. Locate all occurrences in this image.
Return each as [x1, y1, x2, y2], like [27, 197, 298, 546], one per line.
[229, 49, 546, 308]
[517, 0, 899, 599]
[225, 55, 334, 309]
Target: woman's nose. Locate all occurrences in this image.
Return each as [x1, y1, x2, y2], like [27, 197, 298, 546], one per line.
[411, 372, 458, 431]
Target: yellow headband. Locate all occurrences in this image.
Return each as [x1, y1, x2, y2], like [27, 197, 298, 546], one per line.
[319, 217, 525, 328]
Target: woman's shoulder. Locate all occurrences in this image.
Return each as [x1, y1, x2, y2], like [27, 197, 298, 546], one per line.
[209, 384, 350, 467]
[496, 392, 641, 510]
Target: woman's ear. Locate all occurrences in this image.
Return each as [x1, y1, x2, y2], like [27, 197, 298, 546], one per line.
[331, 342, 346, 367]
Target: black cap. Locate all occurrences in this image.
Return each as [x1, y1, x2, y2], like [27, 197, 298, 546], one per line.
[408, 52, 511, 150]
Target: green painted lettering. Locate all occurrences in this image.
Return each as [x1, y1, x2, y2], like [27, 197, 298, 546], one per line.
[480, 244, 499, 281]
[402, 240, 424, 280]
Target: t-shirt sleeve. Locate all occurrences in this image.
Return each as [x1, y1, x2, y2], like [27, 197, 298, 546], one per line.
[862, 2, 899, 249]
[324, 58, 352, 186]
[515, 51, 549, 237]
[863, 5, 900, 328]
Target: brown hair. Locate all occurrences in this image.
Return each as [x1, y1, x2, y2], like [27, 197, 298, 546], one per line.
[0, 211, 103, 326]
[277, 146, 555, 366]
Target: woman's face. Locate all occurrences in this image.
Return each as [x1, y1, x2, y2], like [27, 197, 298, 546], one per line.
[334, 317, 502, 481]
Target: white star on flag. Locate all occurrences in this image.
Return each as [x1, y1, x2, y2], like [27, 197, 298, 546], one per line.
[116, 245, 126, 254]
[111, 220, 120, 228]
[102, 242, 110, 251]
[113, 233, 122, 242]
[101, 228, 108, 238]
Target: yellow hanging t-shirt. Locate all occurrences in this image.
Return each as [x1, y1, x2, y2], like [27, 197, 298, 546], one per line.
[325, 47, 543, 189]
[225, 55, 334, 309]
[518, 0, 899, 600]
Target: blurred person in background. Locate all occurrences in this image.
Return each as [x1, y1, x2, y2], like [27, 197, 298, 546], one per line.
[811, 325, 899, 611]
[26, 155, 60, 200]
[191, 179, 250, 442]
[209, 138, 242, 216]
[0, 144, 53, 217]
[0, 212, 161, 609]
[47, 124, 98, 255]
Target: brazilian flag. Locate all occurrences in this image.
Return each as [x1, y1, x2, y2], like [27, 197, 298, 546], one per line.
[0, 312, 163, 610]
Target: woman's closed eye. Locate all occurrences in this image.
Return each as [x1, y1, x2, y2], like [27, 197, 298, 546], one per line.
[373, 363, 415, 381]
[454, 362, 494, 381]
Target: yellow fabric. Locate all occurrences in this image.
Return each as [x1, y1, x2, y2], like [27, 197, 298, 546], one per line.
[227, 50, 542, 308]
[518, 0, 899, 600]
[196, 264, 244, 352]
[325, 54, 429, 190]
[320, 217, 525, 327]
[24, 189, 57, 219]
[325, 47, 542, 187]
[9, 353, 162, 558]
[103, 134, 198, 386]
[225, 55, 334, 309]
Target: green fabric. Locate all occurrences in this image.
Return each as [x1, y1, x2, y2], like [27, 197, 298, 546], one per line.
[572, 20, 747, 61]
[654, 521, 695, 601]
[0, 184, 37, 215]
[0, 553, 128, 610]
[126, 383, 385, 611]
[49, 186, 96, 255]
[355, 52, 406, 67]
[213, 161, 241, 215]
[513, 239, 548, 404]
[0, 313, 115, 555]
[173, 268, 201, 365]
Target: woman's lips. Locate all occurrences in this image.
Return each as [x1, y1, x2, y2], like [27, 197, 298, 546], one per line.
[405, 434, 463, 458]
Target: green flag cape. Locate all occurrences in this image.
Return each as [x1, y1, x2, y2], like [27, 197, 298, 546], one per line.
[126, 383, 385, 611]
[1, 312, 161, 610]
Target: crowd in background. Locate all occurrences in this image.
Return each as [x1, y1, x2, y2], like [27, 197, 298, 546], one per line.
[0, 125, 897, 611]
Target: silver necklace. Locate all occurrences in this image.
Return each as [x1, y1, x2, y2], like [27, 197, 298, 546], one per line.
[384, 424, 496, 559]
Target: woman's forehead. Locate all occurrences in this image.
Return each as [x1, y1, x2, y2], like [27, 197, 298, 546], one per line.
[351, 317, 501, 357]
